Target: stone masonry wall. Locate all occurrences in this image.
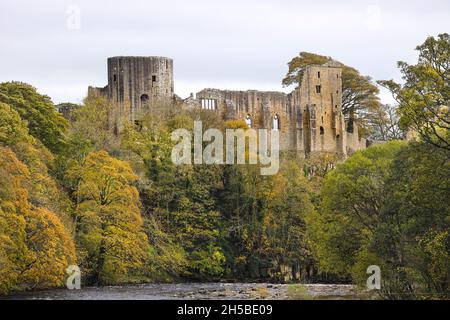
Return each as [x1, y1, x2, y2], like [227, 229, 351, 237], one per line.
[191, 63, 363, 157]
[88, 56, 366, 157]
[89, 56, 174, 129]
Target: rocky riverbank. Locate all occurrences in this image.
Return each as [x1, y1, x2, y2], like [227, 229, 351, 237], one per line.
[2, 283, 370, 300]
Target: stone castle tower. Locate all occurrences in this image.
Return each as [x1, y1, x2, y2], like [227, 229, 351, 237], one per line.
[89, 56, 174, 129]
[88, 56, 366, 157]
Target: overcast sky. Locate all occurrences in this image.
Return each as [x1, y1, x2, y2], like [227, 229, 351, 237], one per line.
[0, 0, 449, 104]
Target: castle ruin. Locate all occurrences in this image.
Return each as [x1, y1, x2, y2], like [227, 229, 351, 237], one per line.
[88, 56, 366, 157]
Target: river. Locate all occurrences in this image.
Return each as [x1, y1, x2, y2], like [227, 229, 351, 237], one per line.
[2, 283, 368, 300]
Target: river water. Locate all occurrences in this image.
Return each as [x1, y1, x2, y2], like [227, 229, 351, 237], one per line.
[2, 283, 367, 300]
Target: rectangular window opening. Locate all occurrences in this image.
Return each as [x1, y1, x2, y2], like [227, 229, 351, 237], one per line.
[316, 85, 321, 94]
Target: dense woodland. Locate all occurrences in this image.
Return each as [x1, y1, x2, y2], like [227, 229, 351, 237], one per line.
[0, 34, 448, 299]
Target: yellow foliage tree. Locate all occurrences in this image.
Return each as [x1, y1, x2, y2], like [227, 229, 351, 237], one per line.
[20, 207, 76, 290]
[0, 147, 76, 294]
[0, 147, 29, 294]
[0, 102, 73, 231]
[68, 151, 150, 285]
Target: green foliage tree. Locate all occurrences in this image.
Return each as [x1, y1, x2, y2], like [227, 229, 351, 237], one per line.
[122, 112, 226, 278]
[0, 82, 68, 153]
[144, 215, 188, 281]
[282, 52, 381, 135]
[221, 160, 314, 280]
[371, 142, 450, 299]
[307, 141, 405, 275]
[310, 140, 449, 299]
[69, 95, 119, 154]
[379, 33, 450, 150]
[55, 102, 80, 121]
[54, 95, 119, 191]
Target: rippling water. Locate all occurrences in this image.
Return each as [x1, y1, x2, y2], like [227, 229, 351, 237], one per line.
[2, 283, 364, 300]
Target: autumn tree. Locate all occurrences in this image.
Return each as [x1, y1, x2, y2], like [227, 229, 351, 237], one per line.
[379, 33, 450, 151]
[68, 151, 150, 285]
[68, 95, 119, 154]
[20, 207, 76, 290]
[121, 111, 226, 278]
[0, 82, 68, 153]
[0, 147, 29, 294]
[55, 95, 120, 191]
[0, 102, 73, 230]
[0, 147, 76, 294]
[283, 52, 381, 135]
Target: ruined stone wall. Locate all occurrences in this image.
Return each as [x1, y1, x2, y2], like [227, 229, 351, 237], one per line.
[108, 56, 173, 125]
[346, 130, 367, 154]
[192, 64, 353, 156]
[88, 57, 366, 157]
[195, 89, 292, 150]
[89, 56, 174, 129]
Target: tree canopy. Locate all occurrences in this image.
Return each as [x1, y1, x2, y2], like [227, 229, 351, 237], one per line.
[0, 147, 76, 294]
[283, 52, 381, 135]
[0, 82, 68, 153]
[0, 33, 449, 300]
[379, 33, 450, 150]
[67, 151, 151, 285]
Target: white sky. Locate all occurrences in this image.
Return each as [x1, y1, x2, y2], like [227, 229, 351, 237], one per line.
[0, 0, 449, 104]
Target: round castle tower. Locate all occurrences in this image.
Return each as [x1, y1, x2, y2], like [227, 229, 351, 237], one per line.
[107, 56, 174, 124]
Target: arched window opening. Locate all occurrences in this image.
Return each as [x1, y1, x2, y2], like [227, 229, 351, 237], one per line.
[273, 115, 280, 131]
[320, 126, 325, 135]
[245, 115, 252, 128]
[140, 94, 149, 102]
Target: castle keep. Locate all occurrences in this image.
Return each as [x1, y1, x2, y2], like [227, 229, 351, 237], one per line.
[88, 56, 174, 129]
[88, 56, 366, 157]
